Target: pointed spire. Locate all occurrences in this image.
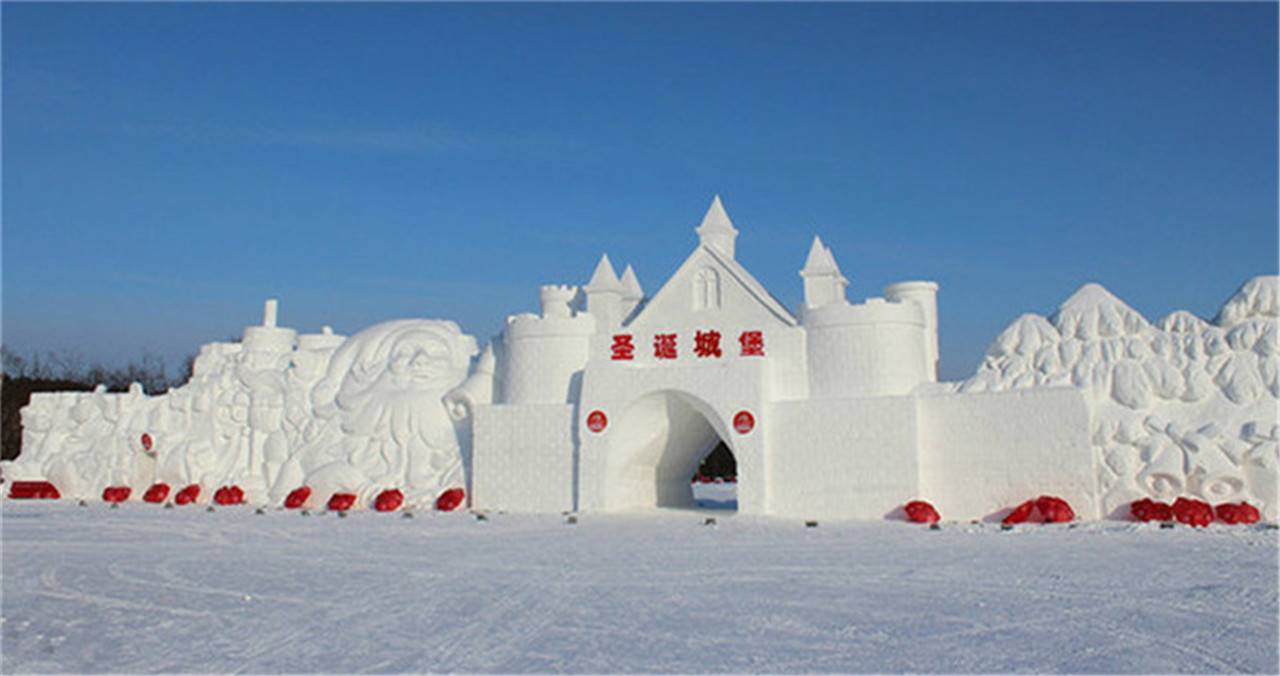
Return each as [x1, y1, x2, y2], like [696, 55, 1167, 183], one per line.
[585, 253, 620, 292]
[801, 236, 842, 277]
[799, 235, 848, 309]
[696, 194, 739, 259]
[619, 264, 643, 300]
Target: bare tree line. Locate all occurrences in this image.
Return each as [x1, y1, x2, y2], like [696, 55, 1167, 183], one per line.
[1, 346, 195, 461]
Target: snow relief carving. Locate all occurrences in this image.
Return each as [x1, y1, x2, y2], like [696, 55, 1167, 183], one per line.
[7, 304, 479, 510]
[960, 276, 1279, 519]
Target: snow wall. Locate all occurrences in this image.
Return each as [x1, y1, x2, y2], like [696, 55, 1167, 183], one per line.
[5, 277, 1277, 521]
[957, 276, 1278, 520]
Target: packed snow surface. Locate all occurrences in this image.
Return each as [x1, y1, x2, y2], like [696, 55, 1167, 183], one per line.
[3, 502, 1276, 674]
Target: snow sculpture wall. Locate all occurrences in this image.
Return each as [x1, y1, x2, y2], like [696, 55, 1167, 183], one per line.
[5, 196, 1274, 525]
[959, 276, 1279, 519]
[283, 319, 477, 509]
[7, 303, 478, 510]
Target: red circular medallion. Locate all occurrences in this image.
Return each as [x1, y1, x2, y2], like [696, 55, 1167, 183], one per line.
[141, 433, 154, 453]
[733, 411, 755, 434]
[586, 410, 608, 433]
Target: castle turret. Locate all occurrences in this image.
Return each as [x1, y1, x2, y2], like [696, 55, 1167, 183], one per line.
[242, 299, 297, 353]
[540, 285, 577, 319]
[885, 281, 940, 381]
[585, 254, 624, 328]
[800, 236, 849, 311]
[619, 264, 644, 321]
[696, 195, 739, 260]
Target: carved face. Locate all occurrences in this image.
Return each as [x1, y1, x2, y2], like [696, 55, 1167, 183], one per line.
[387, 332, 454, 388]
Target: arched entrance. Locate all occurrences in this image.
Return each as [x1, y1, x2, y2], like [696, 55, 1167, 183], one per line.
[692, 441, 737, 509]
[602, 390, 738, 512]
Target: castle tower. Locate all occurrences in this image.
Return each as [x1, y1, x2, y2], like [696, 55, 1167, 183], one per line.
[540, 285, 577, 319]
[242, 298, 297, 353]
[800, 236, 849, 311]
[695, 195, 739, 259]
[884, 281, 940, 381]
[619, 264, 644, 321]
[498, 284, 596, 405]
[585, 254, 624, 328]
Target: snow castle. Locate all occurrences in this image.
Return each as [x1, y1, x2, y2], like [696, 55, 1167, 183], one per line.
[6, 197, 1278, 522]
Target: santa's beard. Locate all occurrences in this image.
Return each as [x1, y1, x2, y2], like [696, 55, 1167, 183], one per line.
[336, 376, 460, 488]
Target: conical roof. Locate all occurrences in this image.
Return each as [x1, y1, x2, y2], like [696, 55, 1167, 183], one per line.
[695, 195, 739, 258]
[801, 236, 842, 277]
[585, 254, 621, 292]
[619, 264, 643, 300]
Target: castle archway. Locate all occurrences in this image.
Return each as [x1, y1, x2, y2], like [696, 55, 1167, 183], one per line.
[601, 390, 739, 512]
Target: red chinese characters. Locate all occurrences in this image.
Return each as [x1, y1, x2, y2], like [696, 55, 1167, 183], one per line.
[654, 333, 677, 360]
[739, 330, 765, 357]
[618, 329, 765, 360]
[694, 330, 722, 358]
[611, 334, 635, 361]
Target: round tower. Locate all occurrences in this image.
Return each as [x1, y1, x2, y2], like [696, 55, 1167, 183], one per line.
[499, 286, 597, 404]
[803, 298, 929, 398]
[242, 299, 297, 354]
[884, 281, 940, 381]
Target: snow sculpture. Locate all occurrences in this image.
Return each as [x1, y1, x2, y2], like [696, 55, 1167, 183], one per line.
[283, 319, 477, 509]
[962, 276, 1279, 519]
[5, 198, 1276, 524]
[6, 302, 477, 510]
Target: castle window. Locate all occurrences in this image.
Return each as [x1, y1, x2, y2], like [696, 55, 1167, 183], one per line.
[693, 268, 720, 310]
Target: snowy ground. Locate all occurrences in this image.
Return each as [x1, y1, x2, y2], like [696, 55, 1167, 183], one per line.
[2, 500, 1276, 675]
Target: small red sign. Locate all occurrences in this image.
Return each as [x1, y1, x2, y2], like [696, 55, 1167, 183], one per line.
[141, 433, 153, 453]
[586, 410, 608, 433]
[733, 411, 755, 434]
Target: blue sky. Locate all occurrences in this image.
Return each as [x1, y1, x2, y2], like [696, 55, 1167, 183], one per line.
[3, 2, 1276, 381]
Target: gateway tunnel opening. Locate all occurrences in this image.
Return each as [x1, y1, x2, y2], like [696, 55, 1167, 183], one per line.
[604, 391, 739, 512]
[692, 441, 737, 510]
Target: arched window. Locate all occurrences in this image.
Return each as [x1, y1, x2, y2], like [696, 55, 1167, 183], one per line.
[693, 268, 720, 310]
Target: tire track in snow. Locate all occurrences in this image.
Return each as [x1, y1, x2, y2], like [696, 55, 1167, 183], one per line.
[36, 566, 215, 620]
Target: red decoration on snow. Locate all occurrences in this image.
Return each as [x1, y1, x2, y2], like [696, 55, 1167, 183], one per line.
[1035, 495, 1075, 523]
[1172, 497, 1214, 527]
[1003, 500, 1036, 525]
[375, 489, 404, 512]
[693, 330, 723, 358]
[904, 500, 941, 524]
[654, 333, 677, 360]
[1003, 495, 1075, 525]
[586, 410, 608, 433]
[739, 330, 765, 357]
[1215, 501, 1261, 525]
[328, 493, 357, 512]
[733, 411, 755, 434]
[284, 486, 311, 509]
[8, 481, 60, 499]
[143, 483, 170, 503]
[102, 486, 131, 503]
[213, 485, 244, 506]
[435, 487, 466, 512]
[174, 484, 201, 505]
[1130, 498, 1173, 522]
[610, 334, 635, 361]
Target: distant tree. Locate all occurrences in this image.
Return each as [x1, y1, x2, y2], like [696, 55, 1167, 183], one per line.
[0, 346, 194, 461]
